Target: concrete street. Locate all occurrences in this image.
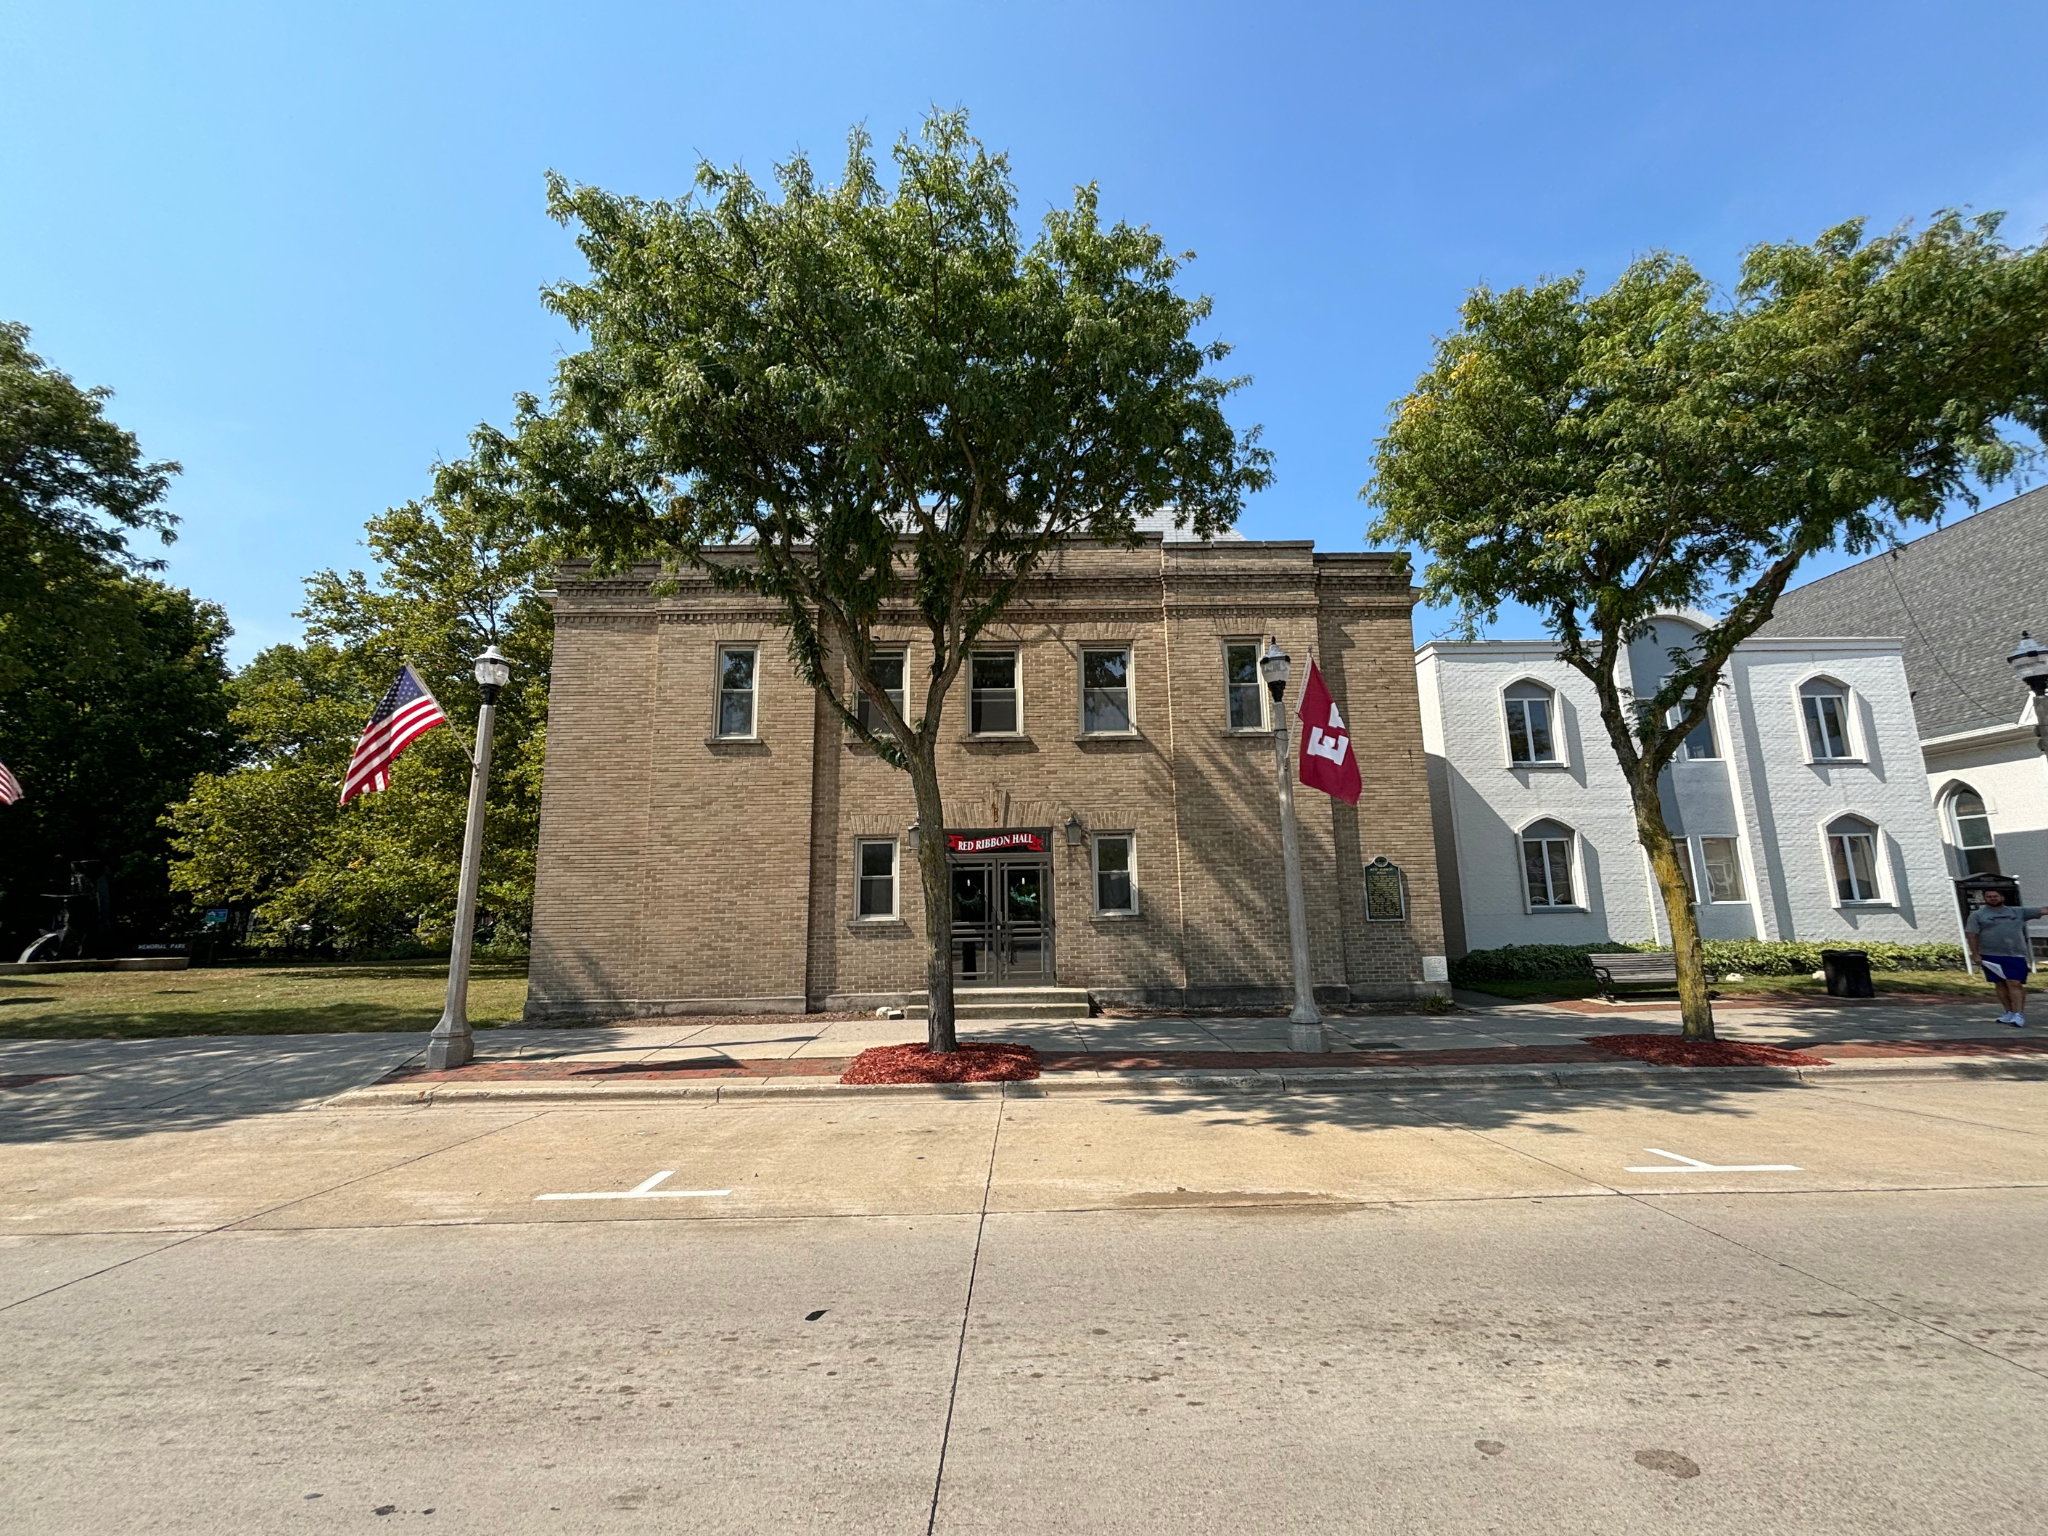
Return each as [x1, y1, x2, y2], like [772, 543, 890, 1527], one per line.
[1, 1026, 2044, 1534]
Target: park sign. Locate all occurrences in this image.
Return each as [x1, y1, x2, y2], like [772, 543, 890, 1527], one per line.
[947, 830, 1047, 854]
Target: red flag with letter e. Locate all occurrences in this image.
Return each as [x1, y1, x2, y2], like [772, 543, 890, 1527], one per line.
[1296, 659, 1361, 804]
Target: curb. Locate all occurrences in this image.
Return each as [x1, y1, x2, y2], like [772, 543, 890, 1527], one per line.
[326, 1051, 2048, 1108]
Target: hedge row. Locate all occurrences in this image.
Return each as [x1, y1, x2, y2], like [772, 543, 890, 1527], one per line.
[1449, 939, 1966, 984]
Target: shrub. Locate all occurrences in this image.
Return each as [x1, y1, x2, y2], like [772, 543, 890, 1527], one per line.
[1451, 938, 1965, 985]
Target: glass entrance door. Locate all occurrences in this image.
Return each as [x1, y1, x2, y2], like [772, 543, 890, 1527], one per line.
[951, 857, 1052, 985]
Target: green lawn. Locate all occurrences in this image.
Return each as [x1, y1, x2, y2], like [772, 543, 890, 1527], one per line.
[1462, 972, 1995, 1003]
[0, 961, 531, 1040]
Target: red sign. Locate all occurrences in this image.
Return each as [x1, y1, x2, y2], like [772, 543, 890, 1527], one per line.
[946, 830, 1047, 854]
[1296, 659, 1362, 805]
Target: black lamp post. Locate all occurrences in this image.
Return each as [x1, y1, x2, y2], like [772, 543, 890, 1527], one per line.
[2009, 632, 2048, 761]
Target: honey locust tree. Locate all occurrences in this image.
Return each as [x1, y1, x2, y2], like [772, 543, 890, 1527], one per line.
[1369, 213, 2048, 1039]
[476, 111, 1270, 1051]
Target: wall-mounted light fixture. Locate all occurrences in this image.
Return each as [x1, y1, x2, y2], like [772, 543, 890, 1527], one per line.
[1064, 812, 1086, 846]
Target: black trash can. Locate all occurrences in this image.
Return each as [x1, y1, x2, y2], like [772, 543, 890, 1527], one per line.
[1821, 949, 1874, 998]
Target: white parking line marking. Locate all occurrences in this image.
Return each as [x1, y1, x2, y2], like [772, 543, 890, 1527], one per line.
[1625, 1148, 1802, 1173]
[535, 1170, 732, 1201]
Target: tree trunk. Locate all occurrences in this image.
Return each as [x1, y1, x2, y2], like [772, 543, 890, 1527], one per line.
[905, 744, 957, 1053]
[1630, 778, 1715, 1040]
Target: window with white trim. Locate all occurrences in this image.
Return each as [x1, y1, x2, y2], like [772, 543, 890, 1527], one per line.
[856, 651, 906, 735]
[717, 645, 758, 738]
[1092, 833, 1136, 915]
[1504, 682, 1559, 765]
[855, 839, 898, 919]
[1520, 818, 1577, 908]
[970, 651, 1019, 735]
[1698, 836, 1747, 902]
[1080, 647, 1133, 734]
[1826, 814, 1882, 903]
[1945, 787, 1999, 877]
[1672, 699, 1719, 759]
[1224, 641, 1267, 730]
[1800, 680, 1853, 761]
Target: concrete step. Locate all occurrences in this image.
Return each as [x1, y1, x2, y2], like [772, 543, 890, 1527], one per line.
[903, 987, 1092, 1022]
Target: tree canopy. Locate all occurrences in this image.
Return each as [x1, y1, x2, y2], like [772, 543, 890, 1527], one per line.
[164, 487, 552, 955]
[1369, 212, 2048, 1037]
[476, 110, 1271, 1046]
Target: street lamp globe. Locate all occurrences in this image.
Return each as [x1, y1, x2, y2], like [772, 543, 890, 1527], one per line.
[2008, 632, 2048, 697]
[474, 645, 513, 698]
[1259, 639, 1291, 702]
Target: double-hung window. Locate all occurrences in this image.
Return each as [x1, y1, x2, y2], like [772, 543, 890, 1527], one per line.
[1801, 682, 1853, 761]
[1081, 648, 1133, 734]
[1224, 641, 1266, 730]
[1520, 819, 1577, 908]
[970, 651, 1019, 735]
[1946, 788, 1999, 876]
[1826, 815, 1882, 903]
[717, 645, 758, 738]
[856, 651, 906, 735]
[1092, 833, 1136, 914]
[1698, 837, 1747, 902]
[855, 839, 898, 919]
[1504, 684, 1558, 765]
[1675, 701, 1719, 759]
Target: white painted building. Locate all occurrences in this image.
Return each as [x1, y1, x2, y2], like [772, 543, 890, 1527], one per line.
[1765, 489, 2048, 960]
[1417, 615, 1955, 955]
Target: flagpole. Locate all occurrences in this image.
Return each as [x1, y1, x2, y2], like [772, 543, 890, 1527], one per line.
[427, 646, 512, 1071]
[1259, 640, 1326, 1050]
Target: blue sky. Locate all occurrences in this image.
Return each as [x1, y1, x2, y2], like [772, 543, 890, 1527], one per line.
[6, 1, 2046, 663]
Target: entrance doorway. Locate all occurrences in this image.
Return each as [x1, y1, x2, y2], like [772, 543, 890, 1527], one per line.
[945, 830, 1053, 986]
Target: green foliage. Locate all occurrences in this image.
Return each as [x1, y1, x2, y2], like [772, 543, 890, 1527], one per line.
[164, 487, 551, 954]
[1450, 939, 1965, 984]
[0, 321, 180, 694]
[480, 109, 1270, 760]
[0, 571, 235, 947]
[1370, 214, 2048, 1036]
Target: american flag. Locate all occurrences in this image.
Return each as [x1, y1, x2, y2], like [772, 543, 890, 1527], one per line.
[0, 760, 20, 805]
[340, 665, 449, 806]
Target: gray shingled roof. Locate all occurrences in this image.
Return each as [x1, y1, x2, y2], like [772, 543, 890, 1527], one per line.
[1762, 484, 2048, 739]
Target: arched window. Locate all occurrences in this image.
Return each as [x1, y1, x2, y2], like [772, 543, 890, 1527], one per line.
[1520, 818, 1577, 908]
[1825, 814, 1882, 903]
[1799, 678, 1855, 761]
[1503, 681, 1559, 766]
[1944, 787, 1999, 876]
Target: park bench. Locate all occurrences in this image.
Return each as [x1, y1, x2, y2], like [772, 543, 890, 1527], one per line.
[1586, 951, 1718, 1004]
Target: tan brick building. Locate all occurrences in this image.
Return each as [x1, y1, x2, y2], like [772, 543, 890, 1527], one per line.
[525, 529, 1448, 1020]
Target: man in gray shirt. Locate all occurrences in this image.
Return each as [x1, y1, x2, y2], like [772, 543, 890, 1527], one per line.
[1965, 888, 2046, 1026]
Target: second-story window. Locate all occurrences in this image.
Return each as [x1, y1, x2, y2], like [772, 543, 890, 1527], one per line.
[717, 645, 757, 738]
[970, 651, 1019, 735]
[856, 651, 906, 735]
[1800, 681, 1853, 760]
[1081, 647, 1132, 734]
[1225, 641, 1266, 729]
[1504, 683, 1558, 765]
[1673, 699, 1719, 759]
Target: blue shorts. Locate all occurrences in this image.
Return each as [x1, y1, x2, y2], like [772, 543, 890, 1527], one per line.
[1982, 955, 2031, 984]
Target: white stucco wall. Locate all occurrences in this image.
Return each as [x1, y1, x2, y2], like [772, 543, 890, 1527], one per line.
[1417, 642, 1659, 953]
[1724, 639, 1951, 945]
[1420, 623, 1954, 955]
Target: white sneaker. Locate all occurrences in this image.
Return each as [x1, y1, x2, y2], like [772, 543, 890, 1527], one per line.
[2015, 1015, 2029, 1029]
[1996, 1011, 2016, 1024]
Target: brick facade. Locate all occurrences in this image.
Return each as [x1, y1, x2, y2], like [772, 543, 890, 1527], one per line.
[525, 535, 1447, 1020]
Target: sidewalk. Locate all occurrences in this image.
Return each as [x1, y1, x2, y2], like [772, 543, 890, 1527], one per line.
[334, 992, 2048, 1105]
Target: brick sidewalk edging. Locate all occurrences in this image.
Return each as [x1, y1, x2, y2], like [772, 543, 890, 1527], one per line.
[334, 1037, 2048, 1106]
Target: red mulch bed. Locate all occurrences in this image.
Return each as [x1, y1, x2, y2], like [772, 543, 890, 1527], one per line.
[840, 1042, 1042, 1085]
[1584, 1033, 1827, 1068]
